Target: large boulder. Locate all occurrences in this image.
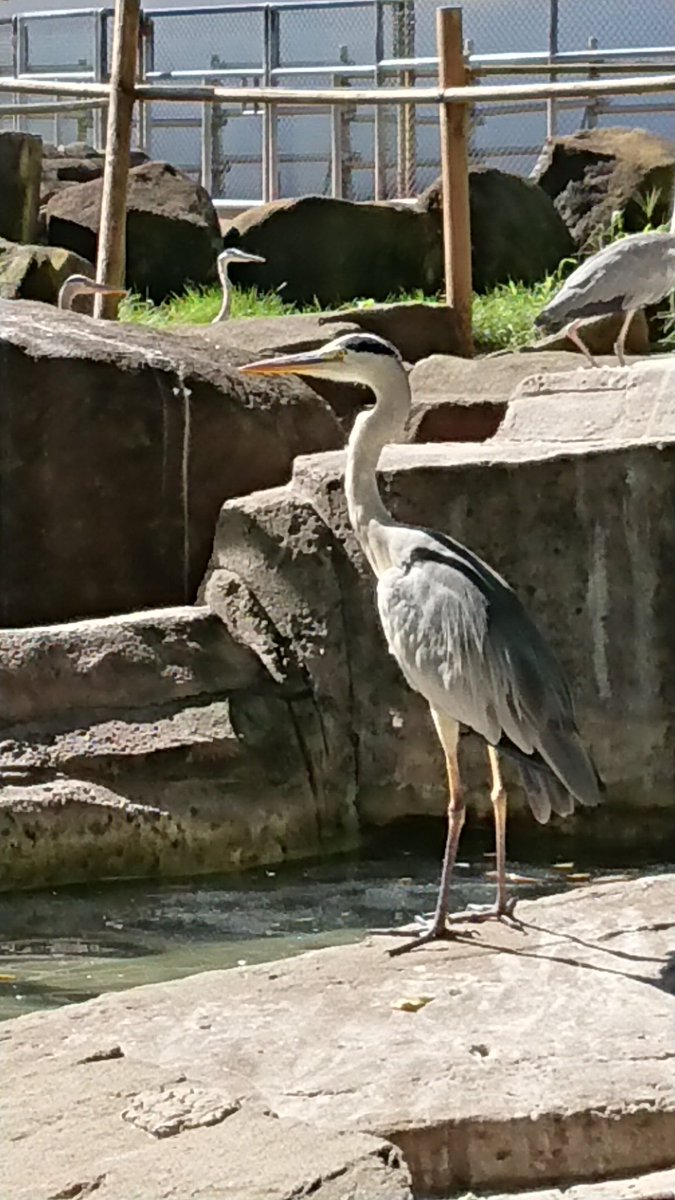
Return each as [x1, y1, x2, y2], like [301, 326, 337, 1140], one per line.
[45, 161, 222, 301]
[222, 195, 442, 305]
[223, 172, 573, 305]
[40, 141, 149, 207]
[531, 127, 675, 248]
[0, 604, 357, 890]
[0, 301, 343, 627]
[0, 131, 42, 244]
[418, 166, 574, 291]
[0, 237, 94, 304]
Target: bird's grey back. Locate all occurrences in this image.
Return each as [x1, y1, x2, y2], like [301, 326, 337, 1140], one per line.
[538, 231, 675, 329]
[376, 524, 602, 820]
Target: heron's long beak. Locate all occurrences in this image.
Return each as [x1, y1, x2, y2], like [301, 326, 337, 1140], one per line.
[239, 346, 343, 377]
[239, 252, 265, 264]
[90, 281, 128, 298]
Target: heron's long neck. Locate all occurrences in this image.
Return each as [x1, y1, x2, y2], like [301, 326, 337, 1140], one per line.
[213, 262, 231, 323]
[57, 282, 77, 310]
[345, 365, 410, 576]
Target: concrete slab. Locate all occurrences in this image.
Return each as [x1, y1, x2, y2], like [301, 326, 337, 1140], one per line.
[4, 877, 674, 1198]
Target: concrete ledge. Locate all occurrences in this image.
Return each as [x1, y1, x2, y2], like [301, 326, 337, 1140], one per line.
[5, 877, 674, 1198]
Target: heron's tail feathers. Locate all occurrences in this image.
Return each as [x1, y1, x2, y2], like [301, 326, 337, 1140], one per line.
[495, 728, 604, 825]
[538, 726, 605, 810]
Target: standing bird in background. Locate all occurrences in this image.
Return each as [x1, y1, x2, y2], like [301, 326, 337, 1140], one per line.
[212, 248, 266, 323]
[57, 275, 128, 312]
[240, 333, 603, 956]
[536, 214, 675, 367]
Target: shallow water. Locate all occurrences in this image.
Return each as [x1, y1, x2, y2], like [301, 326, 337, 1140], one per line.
[0, 824, 670, 1022]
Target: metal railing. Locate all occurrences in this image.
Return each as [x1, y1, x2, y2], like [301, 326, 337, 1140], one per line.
[1, 0, 674, 208]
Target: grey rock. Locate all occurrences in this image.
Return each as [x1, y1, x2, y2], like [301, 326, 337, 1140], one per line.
[3, 878, 672, 1198]
[0, 301, 343, 627]
[0, 237, 94, 304]
[46, 161, 222, 301]
[532, 126, 675, 248]
[0, 131, 42, 243]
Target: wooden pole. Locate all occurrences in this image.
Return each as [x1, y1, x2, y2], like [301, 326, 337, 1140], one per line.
[94, 0, 140, 320]
[437, 6, 473, 356]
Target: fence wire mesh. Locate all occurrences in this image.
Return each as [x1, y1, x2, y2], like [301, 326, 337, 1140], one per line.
[0, 0, 673, 204]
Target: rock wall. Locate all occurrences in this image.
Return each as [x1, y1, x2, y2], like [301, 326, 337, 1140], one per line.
[2, 357, 674, 890]
[0, 302, 343, 627]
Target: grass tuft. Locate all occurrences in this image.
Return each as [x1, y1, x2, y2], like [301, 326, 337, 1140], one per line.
[119, 228, 675, 354]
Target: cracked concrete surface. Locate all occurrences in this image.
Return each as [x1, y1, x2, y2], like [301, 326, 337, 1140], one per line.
[4, 877, 674, 1199]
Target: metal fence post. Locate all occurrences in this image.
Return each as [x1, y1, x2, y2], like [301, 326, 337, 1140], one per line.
[330, 73, 344, 198]
[93, 9, 108, 149]
[373, 0, 385, 200]
[15, 18, 27, 132]
[138, 15, 154, 154]
[261, 6, 279, 203]
[201, 74, 214, 191]
[547, 0, 558, 139]
[586, 36, 600, 128]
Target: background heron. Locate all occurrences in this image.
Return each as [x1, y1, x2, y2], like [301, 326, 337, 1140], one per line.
[213, 248, 266, 323]
[241, 332, 603, 956]
[57, 274, 128, 312]
[536, 210, 675, 367]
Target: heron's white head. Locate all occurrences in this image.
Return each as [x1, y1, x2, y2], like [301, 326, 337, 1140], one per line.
[59, 274, 128, 300]
[239, 332, 404, 391]
[217, 248, 266, 269]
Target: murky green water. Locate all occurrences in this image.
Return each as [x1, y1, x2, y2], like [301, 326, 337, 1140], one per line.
[0, 822, 670, 1022]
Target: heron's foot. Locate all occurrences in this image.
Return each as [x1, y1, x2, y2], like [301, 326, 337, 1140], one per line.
[445, 895, 518, 925]
[384, 914, 463, 958]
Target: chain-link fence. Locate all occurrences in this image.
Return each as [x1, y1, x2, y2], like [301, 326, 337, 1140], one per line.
[1, 0, 673, 207]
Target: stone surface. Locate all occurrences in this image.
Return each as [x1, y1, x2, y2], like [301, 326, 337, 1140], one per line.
[531, 127, 675, 248]
[498, 357, 675, 446]
[3, 878, 674, 1198]
[3, 1052, 411, 1200]
[0, 300, 342, 627]
[419, 166, 574, 290]
[0, 605, 357, 891]
[320, 302, 469, 361]
[485, 1167, 675, 1200]
[46, 161, 222, 301]
[0, 236, 94, 304]
[40, 141, 148, 207]
[0, 131, 42, 243]
[222, 194, 442, 305]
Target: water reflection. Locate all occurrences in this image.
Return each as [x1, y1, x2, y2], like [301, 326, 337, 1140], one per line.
[0, 821, 670, 1022]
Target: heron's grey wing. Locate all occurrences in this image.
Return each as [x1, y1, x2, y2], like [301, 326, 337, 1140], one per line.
[537, 233, 673, 329]
[377, 539, 602, 819]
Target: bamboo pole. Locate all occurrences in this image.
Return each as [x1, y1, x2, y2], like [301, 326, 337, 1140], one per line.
[94, 0, 140, 320]
[0, 72, 675, 107]
[437, 7, 472, 356]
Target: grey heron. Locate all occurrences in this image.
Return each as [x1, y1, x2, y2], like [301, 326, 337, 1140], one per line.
[57, 274, 128, 312]
[213, 248, 266, 323]
[536, 214, 675, 367]
[240, 333, 603, 956]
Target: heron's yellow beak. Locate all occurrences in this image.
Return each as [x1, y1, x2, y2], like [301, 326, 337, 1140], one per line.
[239, 347, 345, 377]
[91, 283, 128, 298]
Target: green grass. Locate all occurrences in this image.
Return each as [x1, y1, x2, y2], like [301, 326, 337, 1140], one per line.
[120, 279, 563, 352]
[120, 220, 675, 354]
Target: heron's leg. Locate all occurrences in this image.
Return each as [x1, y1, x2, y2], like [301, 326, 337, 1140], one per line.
[567, 320, 598, 368]
[613, 308, 635, 367]
[387, 712, 465, 958]
[487, 745, 510, 915]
